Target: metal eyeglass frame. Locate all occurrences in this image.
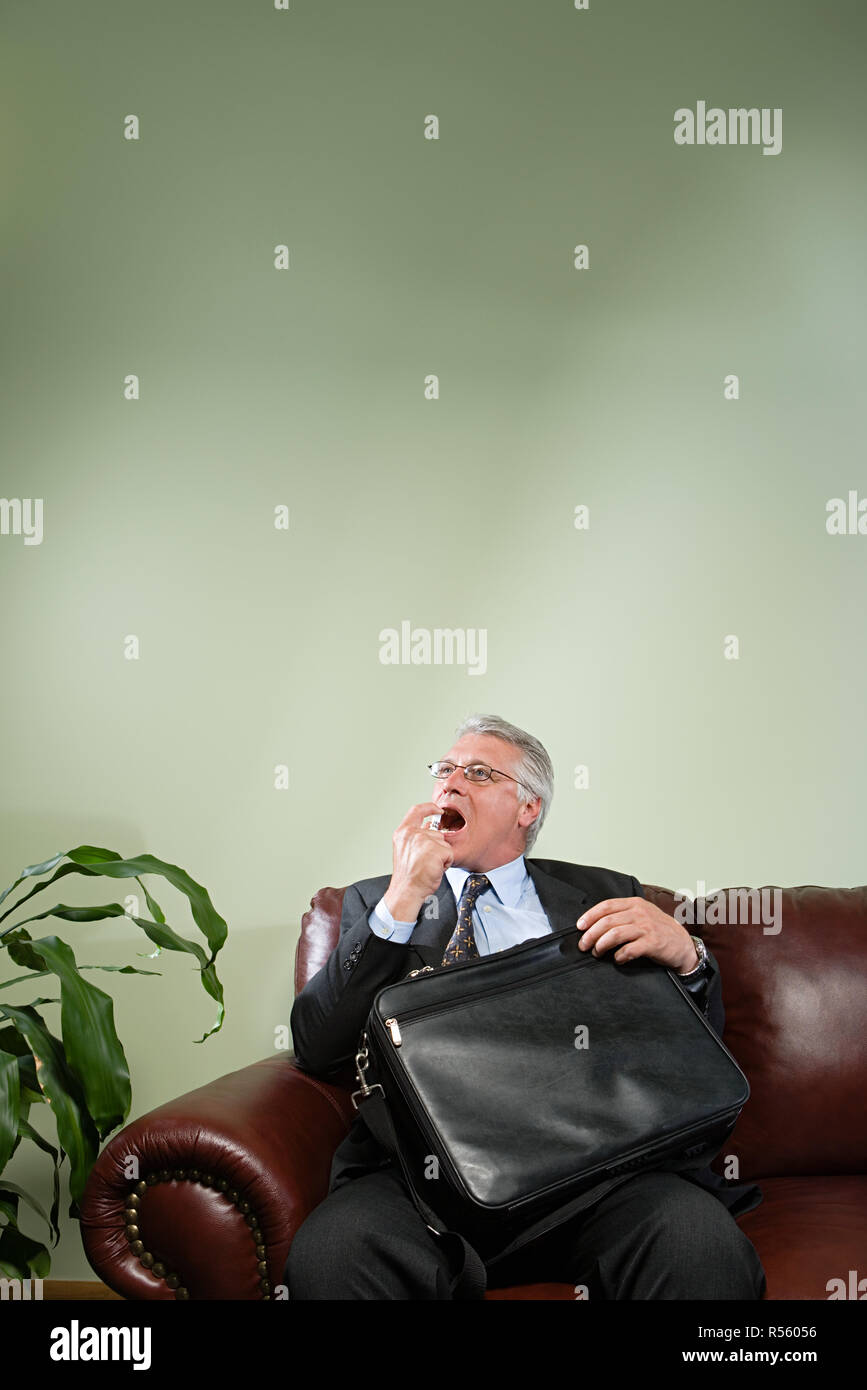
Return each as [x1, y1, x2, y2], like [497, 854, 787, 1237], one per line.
[428, 760, 520, 785]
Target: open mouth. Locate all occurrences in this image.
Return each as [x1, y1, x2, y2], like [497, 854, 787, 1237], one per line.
[438, 806, 466, 833]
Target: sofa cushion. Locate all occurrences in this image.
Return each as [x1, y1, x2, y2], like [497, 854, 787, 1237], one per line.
[734, 1174, 867, 1300]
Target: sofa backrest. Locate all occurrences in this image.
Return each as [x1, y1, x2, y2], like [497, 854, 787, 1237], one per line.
[297, 879, 867, 1180]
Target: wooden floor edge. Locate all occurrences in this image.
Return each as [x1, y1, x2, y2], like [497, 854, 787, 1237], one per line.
[42, 1280, 125, 1301]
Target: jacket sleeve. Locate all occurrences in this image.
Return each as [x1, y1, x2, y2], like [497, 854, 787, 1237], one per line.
[290, 882, 416, 1077]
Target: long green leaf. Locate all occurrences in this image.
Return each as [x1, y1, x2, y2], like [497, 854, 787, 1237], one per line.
[0, 862, 100, 931]
[10, 900, 210, 967]
[20, 936, 131, 1139]
[127, 913, 207, 967]
[11, 902, 210, 970]
[10, 901, 172, 933]
[0, 1179, 52, 1235]
[6, 864, 171, 930]
[0, 1004, 98, 1204]
[196, 962, 225, 1043]
[0, 852, 69, 911]
[0, 1219, 51, 1279]
[0, 1049, 20, 1172]
[0, 1026, 40, 1094]
[3, 928, 45, 971]
[136, 877, 166, 925]
[0, 964, 162, 991]
[1, 847, 227, 958]
[69, 847, 227, 955]
[3, 903, 220, 1037]
[83, 964, 162, 975]
[0, 970, 52, 990]
[1, 860, 165, 937]
[17, 1119, 61, 1244]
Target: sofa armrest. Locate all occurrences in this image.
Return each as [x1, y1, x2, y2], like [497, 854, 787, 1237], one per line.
[79, 1055, 353, 1300]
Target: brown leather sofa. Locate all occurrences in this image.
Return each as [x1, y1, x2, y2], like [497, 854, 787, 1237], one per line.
[80, 882, 867, 1300]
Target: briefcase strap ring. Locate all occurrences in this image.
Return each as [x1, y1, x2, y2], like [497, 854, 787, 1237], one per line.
[351, 1034, 385, 1111]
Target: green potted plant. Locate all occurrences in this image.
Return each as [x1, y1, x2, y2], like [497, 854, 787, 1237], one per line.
[0, 845, 227, 1281]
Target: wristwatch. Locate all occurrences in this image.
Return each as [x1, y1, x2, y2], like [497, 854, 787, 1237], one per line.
[678, 933, 708, 978]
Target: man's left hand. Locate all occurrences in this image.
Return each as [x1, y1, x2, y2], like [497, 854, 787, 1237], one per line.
[576, 897, 699, 974]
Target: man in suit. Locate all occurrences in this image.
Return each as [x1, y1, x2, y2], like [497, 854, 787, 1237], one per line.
[287, 714, 766, 1300]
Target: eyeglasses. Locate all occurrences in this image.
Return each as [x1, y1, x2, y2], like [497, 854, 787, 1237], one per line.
[428, 760, 520, 785]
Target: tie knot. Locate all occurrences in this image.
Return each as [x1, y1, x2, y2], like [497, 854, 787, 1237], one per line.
[462, 873, 491, 905]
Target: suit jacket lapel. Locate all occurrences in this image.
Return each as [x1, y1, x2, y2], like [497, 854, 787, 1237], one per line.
[407, 877, 457, 965]
[407, 859, 591, 965]
[525, 860, 590, 934]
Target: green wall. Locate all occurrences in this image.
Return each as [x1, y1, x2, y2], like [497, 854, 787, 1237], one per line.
[1, 0, 864, 1281]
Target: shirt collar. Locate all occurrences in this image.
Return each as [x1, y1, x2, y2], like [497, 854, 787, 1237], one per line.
[445, 853, 528, 908]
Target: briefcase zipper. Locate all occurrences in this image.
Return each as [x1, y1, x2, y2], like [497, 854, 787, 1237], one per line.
[384, 955, 592, 1036]
[401, 927, 580, 986]
[390, 965, 434, 1040]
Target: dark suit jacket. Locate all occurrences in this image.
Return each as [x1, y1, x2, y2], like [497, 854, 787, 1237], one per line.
[291, 858, 762, 1221]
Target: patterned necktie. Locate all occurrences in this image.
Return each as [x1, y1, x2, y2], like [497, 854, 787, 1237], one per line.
[441, 874, 491, 966]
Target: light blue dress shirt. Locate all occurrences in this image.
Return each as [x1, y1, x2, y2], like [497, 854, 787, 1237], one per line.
[369, 853, 552, 954]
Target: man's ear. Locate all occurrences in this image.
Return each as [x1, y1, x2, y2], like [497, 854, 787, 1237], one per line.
[519, 796, 542, 829]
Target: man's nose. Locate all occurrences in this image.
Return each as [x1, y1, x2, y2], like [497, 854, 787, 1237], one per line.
[441, 765, 466, 794]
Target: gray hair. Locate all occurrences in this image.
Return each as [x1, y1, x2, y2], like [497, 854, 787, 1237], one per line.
[453, 714, 554, 852]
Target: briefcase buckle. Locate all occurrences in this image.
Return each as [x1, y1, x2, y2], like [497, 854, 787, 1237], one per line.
[351, 1034, 385, 1110]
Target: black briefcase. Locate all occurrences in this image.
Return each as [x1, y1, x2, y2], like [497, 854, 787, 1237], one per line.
[353, 925, 749, 1268]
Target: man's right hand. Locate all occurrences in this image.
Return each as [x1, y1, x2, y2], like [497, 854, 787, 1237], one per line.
[383, 802, 454, 924]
